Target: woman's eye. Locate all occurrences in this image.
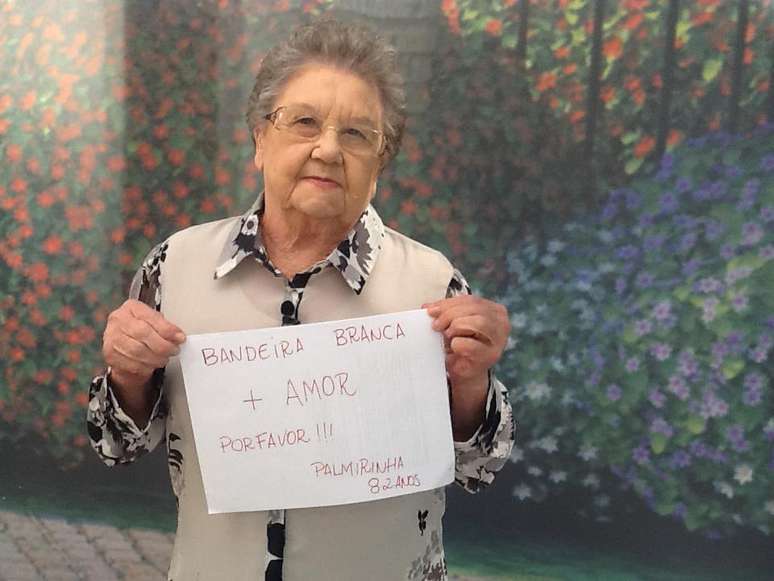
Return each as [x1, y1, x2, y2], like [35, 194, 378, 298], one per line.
[344, 127, 368, 141]
[294, 116, 318, 127]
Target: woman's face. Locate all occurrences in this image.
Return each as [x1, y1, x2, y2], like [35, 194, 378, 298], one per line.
[254, 64, 384, 230]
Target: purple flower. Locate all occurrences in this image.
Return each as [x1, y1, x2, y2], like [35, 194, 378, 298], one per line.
[650, 342, 672, 361]
[725, 331, 745, 353]
[724, 164, 741, 178]
[667, 375, 689, 400]
[607, 384, 622, 401]
[652, 300, 671, 321]
[659, 192, 678, 213]
[602, 202, 618, 221]
[764, 423, 774, 441]
[761, 153, 774, 171]
[626, 191, 642, 209]
[726, 424, 744, 443]
[678, 350, 699, 377]
[633, 445, 651, 464]
[682, 258, 701, 276]
[635, 319, 653, 337]
[669, 452, 691, 470]
[702, 297, 719, 323]
[732, 439, 749, 453]
[725, 266, 752, 285]
[636, 272, 654, 288]
[676, 177, 691, 192]
[720, 244, 736, 260]
[678, 232, 697, 253]
[743, 385, 762, 406]
[744, 372, 764, 391]
[704, 219, 725, 240]
[760, 245, 774, 260]
[750, 346, 768, 363]
[709, 449, 728, 464]
[761, 206, 774, 222]
[625, 357, 640, 372]
[743, 178, 760, 196]
[696, 277, 721, 293]
[615, 277, 627, 295]
[692, 185, 711, 202]
[638, 212, 655, 228]
[618, 245, 639, 260]
[649, 389, 666, 408]
[708, 181, 728, 199]
[644, 234, 665, 252]
[700, 390, 728, 418]
[741, 222, 763, 246]
[689, 441, 708, 458]
[730, 292, 749, 312]
[650, 417, 673, 437]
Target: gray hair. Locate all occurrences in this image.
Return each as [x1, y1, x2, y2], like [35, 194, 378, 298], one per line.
[245, 18, 406, 166]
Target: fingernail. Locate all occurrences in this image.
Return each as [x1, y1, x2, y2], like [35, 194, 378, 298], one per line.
[175, 332, 186, 342]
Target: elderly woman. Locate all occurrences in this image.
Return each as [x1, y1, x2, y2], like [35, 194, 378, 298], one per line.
[87, 18, 514, 581]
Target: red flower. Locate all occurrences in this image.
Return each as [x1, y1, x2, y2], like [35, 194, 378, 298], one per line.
[27, 262, 49, 283]
[42, 235, 63, 254]
[6, 144, 22, 163]
[634, 135, 655, 158]
[536, 72, 557, 92]
[168, 148, 185, 166]
[624, 13, 643, 30]
[603, 36, 622, 60]
[400, 200, 417, 215]
[20, 91, 36, 111]
[107, 156, 126, 172]
[485, 19, 502, 37]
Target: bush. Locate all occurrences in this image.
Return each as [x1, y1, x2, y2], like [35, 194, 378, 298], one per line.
[499, 125, 774, 535]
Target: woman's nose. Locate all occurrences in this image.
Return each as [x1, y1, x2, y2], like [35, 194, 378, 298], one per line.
[311, 126, 343, 163]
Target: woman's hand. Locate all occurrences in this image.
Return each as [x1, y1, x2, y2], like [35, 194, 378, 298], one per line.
[101, 299, 186, 423]
[423, 295, 510, 440]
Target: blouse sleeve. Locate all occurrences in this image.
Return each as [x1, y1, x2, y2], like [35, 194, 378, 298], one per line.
[85, 240, 170, 466]
[446, 268, 516, 493]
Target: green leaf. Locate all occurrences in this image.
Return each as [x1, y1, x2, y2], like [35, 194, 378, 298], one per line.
[625, 157, 644, 175]
[685, 416, 705, 435]
[674, 286, 691, 301]
[650, 433, 667, 454]
[721, 359, 745, 380]
[621, 131, 641, 145]
[702, 59, 723, 82]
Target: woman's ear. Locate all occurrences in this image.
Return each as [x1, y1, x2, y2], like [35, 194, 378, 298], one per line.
[253, 129, 264, 172]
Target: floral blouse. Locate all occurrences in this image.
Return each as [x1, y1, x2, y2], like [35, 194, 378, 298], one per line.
[86, 194, 515, 580]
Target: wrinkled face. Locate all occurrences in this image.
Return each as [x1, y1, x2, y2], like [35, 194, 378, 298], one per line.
[254, 64, 384, 230]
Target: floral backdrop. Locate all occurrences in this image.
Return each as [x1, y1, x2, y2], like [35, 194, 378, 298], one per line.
[1, 0, 772, 537]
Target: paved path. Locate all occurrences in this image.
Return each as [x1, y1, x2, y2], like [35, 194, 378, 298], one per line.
[0, 510, 493, 580]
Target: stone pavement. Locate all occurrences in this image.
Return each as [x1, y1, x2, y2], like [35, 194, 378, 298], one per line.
[0, 510, 170, 581]
[0, 510, 492, 580]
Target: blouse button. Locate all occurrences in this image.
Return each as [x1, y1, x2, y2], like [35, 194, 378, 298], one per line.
[281, 300, 295, 316]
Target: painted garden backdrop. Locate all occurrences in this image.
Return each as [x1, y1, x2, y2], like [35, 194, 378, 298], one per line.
[1, 0, 773, 574]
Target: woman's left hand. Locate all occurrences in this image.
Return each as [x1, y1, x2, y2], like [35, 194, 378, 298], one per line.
[423, 295, 510, 439]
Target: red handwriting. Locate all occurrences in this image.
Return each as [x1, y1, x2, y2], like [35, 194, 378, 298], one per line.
[286, 371, 356, 407]
[368, 474, 421, 494]
[310, 456, 405, 478]
[201, 337, 305, 367]
[333, 322, 406, 347]
[219, 428, 311, 453]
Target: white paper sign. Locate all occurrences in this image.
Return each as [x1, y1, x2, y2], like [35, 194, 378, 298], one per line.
[178, 309, 454, 514]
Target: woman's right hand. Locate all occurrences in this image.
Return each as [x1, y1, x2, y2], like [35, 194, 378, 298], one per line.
[102, 299, 186, 416]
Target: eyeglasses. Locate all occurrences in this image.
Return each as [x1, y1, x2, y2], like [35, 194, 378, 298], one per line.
[264, 105, 385, 157]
